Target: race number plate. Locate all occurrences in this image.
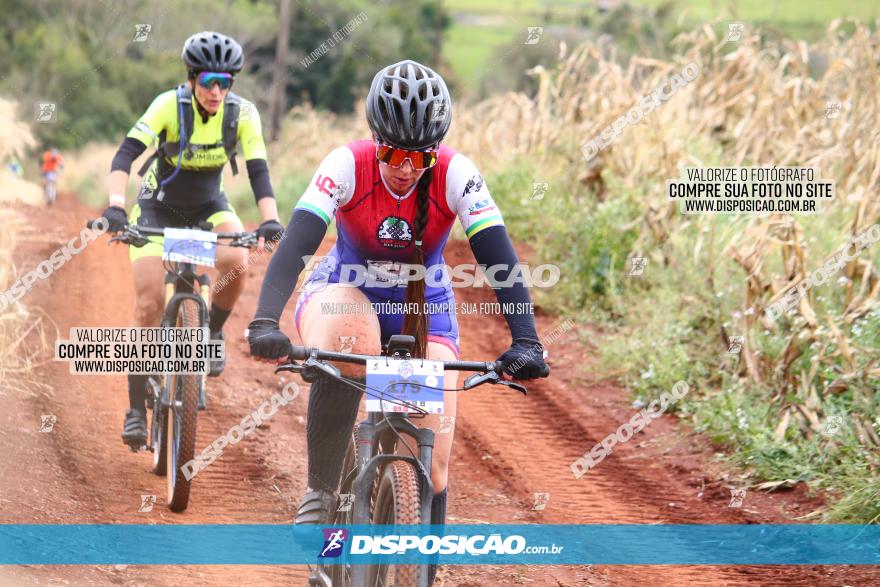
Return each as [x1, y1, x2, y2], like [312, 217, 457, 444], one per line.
[365, 358, 444, 414]
[162, 228, 218, 268]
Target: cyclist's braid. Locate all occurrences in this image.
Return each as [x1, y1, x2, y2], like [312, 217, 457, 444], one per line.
[402, 168, 433, 358]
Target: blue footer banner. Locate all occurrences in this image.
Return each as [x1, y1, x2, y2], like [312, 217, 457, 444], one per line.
[1, 524, 878, 565]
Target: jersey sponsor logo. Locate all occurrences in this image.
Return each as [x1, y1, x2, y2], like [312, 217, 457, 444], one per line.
[468, 198, 496, 216]
[315, 174, 338, 197]
[182, 149, 226, 163]
[377, 216, 413, 249]
[367, 259, 405, 285]
[315, 175, 349, 207]
[461, 174, 484, 198]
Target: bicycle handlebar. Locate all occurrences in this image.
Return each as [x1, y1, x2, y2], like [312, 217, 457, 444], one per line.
[277, 344, 528, 394]
[86, 219, 258, 247]
[286, 343, 501, 373]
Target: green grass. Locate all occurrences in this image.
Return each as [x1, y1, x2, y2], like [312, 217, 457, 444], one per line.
[638, 0, 879, 27]
[441, 0, 880, 93]
[446, 0, 880, 23]
[443, 22, 527, 91]
[446, 0, 547, 16]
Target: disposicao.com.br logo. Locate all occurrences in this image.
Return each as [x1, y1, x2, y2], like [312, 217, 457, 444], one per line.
[319, 528, 349, 558]
[337, 532, 563, 556]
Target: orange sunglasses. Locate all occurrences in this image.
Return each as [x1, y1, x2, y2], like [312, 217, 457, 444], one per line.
[375, 141, 439, 171]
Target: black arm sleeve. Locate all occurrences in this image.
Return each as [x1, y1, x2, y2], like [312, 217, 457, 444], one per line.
[246, 159, 276, 202]
[254, 209, 328, 321]
[110, 137, 147, 174]
[468, 225, 540, 342]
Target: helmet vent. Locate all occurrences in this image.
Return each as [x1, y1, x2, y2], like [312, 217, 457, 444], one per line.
[396, 70, 408, 100]
[392, 100, 405, 130]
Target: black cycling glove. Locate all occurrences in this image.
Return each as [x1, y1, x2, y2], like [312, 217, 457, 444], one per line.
[246, 318, 292, 359]
[496, 337, 550, 380]
[101, 205, 128, 233]
[257, 219, 284, 245]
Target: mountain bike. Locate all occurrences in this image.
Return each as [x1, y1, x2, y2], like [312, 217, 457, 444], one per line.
[87, 220, 257, 511]
[275, 334, 531, 587]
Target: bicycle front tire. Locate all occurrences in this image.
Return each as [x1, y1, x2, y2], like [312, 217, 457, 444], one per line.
[367, 460, 421, 586]
[166, 298, 200, 512]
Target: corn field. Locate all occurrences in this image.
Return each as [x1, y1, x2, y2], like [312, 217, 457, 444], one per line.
[441, 23, 879, 457]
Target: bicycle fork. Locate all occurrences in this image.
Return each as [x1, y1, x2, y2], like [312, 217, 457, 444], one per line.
[350, 414, 436, 587]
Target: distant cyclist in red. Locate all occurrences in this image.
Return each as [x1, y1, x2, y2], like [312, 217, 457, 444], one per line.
[42, 148, 64, 174]
[41, 148, 64, 205]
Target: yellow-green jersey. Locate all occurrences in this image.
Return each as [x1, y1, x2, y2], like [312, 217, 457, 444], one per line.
[115, 87, 274, 212]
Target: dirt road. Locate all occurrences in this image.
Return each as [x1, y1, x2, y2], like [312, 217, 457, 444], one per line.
[1, 193, 875, 585]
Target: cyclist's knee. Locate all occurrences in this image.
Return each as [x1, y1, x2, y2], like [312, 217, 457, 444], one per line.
[333, 331, 381, 378]
[216, 245, 247, 274]
[134, 292, 164, 326]
[301, 287, 381, 377]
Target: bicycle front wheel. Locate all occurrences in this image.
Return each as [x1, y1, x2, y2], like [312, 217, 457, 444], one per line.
[166, 298, 200, 512]
[368, 460, 421, 587]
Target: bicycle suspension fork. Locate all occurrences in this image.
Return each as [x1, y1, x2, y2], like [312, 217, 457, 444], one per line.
[351, 414, 437, 524]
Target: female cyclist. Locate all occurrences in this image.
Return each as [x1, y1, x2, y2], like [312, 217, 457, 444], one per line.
[246, 60, 549, 578]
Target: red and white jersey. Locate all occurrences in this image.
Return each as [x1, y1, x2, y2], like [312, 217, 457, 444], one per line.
[294, 139, 505, 299]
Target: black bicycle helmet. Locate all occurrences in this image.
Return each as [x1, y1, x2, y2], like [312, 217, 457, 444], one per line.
[365, 60, 452, 150]
[182, 31, 244, 74]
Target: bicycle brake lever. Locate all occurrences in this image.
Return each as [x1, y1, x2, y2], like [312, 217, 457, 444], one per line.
[463, 371, 498, 390]
[274, 358, 341, 383]
[110, 234, 149, 247]
[274, 362, 302, 374]
[495, 379, 528, 395]
[463, 371, 528, 394]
